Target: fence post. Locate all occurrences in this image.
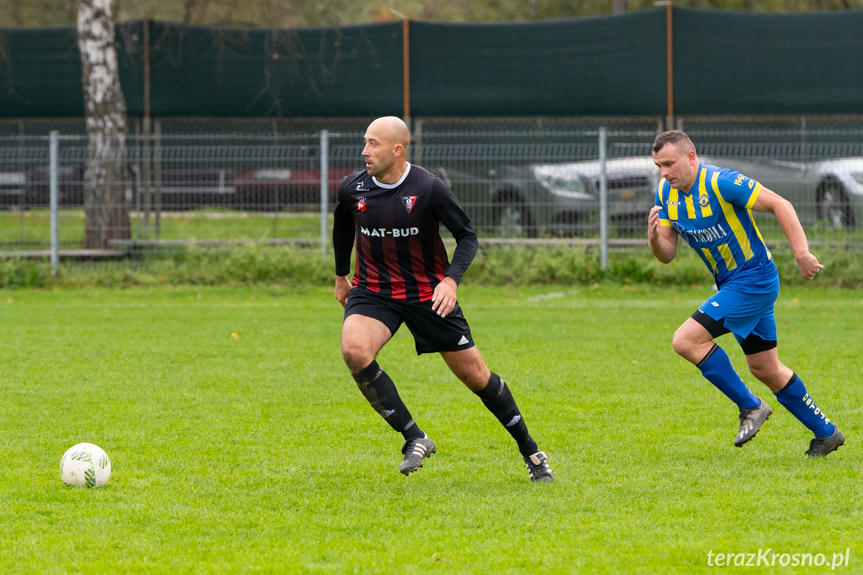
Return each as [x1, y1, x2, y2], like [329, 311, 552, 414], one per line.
[154, 120, 162, 238]
[320, 129, 329, 258]
[598, 126, 608, 271]
[49, 131, 60, 277]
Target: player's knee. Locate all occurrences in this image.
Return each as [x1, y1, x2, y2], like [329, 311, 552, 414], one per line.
[341, 340, 373, 371]
[462, 368, 486, 389]
[448, 362, 487, 391]
[671, 329, 690, 357]
[747, 362, 773, 383]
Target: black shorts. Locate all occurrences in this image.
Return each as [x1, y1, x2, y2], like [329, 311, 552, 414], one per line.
[344, 287, 475, 355]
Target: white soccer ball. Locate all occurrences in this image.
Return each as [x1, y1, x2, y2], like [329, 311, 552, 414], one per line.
[60, 443, 111, 488]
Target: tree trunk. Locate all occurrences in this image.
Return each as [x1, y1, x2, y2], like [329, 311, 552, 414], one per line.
[77, 0, 130, 250]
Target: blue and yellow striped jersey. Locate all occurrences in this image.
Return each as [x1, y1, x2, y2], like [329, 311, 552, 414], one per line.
[655, 162, 772, 286]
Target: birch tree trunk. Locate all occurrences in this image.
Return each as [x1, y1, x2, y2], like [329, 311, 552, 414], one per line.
[77, 0, 130, 249]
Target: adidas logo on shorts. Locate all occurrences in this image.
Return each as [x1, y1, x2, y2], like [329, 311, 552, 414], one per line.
[457, 335, 469, 346]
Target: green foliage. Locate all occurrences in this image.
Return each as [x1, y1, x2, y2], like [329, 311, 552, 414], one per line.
[3, 0, 862, 28]
[0, 257, 46, 288]
[2, 242, 863, 289]
[468, 243, 863, 288]
[45, 244, 332, 288]
[170, 243, 333, 285]
[1, 285, 859, 573]
[770, 244, 863, 288]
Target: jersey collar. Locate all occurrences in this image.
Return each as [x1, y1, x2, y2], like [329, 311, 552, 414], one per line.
[372, 162, 411, 189]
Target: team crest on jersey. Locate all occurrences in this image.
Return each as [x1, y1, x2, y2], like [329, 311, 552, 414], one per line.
[356, 196, 367, 213]
[699, 194, 710, 207]
[402, 195, 417, 214]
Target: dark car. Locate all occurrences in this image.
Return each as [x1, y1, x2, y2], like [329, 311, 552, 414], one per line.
[0, 169, 27, 208]
[233, 166, 355, 210]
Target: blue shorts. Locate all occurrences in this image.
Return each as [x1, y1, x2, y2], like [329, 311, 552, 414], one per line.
[699, 262, 780, 345]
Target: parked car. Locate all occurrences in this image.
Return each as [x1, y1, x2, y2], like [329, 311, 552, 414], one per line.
[807, 157, 863, 228]
[0, 161, 348, 212]
[130, 164, 237, 210]
[234, 165, 355, 210]
[0, 169, 27, 208]
[0, 164, 89, 209]
[699, 156, 863, 229]
[434, 157, 659, 236]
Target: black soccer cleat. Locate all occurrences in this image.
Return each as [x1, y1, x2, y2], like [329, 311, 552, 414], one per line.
[734, 398, 773, 447]
[524, 451, 554, 483]
[399, 435, 436, 476]
[806, 427, 845, 457]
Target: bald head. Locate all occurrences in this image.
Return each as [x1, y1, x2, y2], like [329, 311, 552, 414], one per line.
[362, 116, 410, 183]
[367, 116, 410, 150]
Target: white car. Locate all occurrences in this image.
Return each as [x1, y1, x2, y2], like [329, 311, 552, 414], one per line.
[808, 157, 863, 228]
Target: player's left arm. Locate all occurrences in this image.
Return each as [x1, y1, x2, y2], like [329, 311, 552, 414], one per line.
[430, 177, 478, 317]
[751, 186, 824, 280]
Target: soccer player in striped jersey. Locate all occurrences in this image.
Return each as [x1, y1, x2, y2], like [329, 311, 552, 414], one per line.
[333, 116, 552, 481]
[648, 130, 844, 457]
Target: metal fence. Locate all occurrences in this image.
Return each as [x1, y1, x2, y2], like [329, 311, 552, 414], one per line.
[2, 116, 863, 266]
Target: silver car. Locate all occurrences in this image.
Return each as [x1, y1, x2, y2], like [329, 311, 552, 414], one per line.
[436, 157, 659, 237]
[700, 156, 863, 229]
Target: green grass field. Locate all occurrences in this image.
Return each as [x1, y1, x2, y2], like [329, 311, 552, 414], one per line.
[0, 209, 326, 249]
[1, 284, 859, 573]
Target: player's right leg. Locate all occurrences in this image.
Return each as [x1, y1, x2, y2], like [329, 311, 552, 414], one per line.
[342, 293, 431, 475]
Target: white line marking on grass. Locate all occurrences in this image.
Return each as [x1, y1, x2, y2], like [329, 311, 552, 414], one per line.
[526, 291, 574, 302]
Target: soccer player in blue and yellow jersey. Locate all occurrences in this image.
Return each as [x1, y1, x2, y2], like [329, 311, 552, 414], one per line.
[333, 116, 553, 481]
[648, 130, 844, 457]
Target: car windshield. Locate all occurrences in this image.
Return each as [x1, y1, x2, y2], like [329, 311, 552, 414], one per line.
[532, 168, 587, 194]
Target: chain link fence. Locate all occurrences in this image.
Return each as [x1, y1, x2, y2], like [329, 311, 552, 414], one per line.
[2, 116, 863, 262]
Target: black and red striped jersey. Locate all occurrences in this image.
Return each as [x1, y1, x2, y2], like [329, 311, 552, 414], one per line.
[332, 163, 478, 302]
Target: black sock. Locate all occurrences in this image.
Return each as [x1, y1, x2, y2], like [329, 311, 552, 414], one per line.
[475, 372, 538, 457]
[353, 360, 423, 441]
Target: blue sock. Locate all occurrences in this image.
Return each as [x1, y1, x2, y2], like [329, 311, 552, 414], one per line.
[774, 374, 836, 438]
[697, 344, 760, 409]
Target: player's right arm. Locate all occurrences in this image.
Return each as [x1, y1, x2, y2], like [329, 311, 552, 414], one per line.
[648, 206, 678, 262]
[648, 185, 678, 263]
[332, 176, 356, 306]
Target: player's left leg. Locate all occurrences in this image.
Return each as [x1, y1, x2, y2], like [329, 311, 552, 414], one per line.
[440, 347, 553, 482]
[405, 301, 552, 481]
[744, 345, 844, 456]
